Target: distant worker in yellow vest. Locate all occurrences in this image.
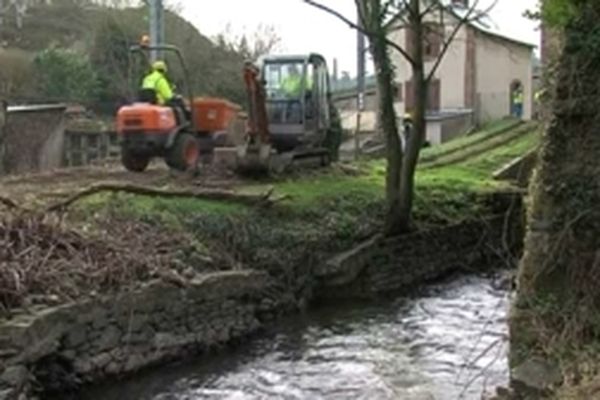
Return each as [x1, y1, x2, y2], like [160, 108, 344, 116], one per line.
[512, 87, 524, 118]
[142, 60, 173, 105]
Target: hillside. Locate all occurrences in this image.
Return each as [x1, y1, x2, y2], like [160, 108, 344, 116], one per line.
[0, 1, 246, 110]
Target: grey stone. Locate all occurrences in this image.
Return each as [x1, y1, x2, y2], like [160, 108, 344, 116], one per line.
[123, 326, 155, 345]
[0, 349, 18, 359]
[72, 359, 94, 374]
[109, 348, 125, 363]
[60, 350, 77, 360]
[511, 357, 562, 393]
[90, 309, 109, 330]
[90, 352, 112, 369]
[121, 314, 148, 334]
[95, 325, 120, 352]
[105, 362, 121, 375]
[65, 326, 87, 348]
[154, 333, 178, 349]
[124, 354, 151, 372]
[0, 388, 16, 400]
[0, 366, 28, 387]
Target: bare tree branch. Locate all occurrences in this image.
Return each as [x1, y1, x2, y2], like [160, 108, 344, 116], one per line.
[304, 0, 370, 35]
[303, 0, 417, 66]
[426, 0, 498, 83]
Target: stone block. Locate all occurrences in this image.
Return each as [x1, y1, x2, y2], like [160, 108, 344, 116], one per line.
[90, 352, 112, 370]
[0, 388, 16, 400]
[105, 362, 121, 375]
[119, 314, 149, 335]
[90, 309, 109, 330]
[72, 359, 94, 375]
[0, 366, 28, 387]
[511, 357, 562, 394]
[60, 350, 76, 361]
[122, 326, 155, 345]
[65, 326, 87, 349]
[94, 325, 121, 352]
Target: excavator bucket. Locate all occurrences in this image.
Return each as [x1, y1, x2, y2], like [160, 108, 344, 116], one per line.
[235, 142, 272, 175]
[233, 61, 274, 176]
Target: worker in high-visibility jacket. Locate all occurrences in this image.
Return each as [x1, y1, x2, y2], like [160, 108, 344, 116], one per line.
[142, 60, 174, 105]
[141, 60, 189, 124]
[512, 88, 524, 118]
[281, 64, 313, 123]
[281, 65, 312, 98]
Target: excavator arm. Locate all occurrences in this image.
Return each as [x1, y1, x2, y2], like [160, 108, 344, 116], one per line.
[236, 61, 272, 173]
[243, 61, 270, 145]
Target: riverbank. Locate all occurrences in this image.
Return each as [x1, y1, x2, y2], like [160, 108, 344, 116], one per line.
[0, 119, 539, 398]
[79, 272, 514, 400]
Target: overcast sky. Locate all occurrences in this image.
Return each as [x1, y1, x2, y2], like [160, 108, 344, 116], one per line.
[179, 0, 540, 76]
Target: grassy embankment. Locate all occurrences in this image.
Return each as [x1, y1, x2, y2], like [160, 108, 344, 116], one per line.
[75, 118, 540, 277]
[0, 118, 539, 314]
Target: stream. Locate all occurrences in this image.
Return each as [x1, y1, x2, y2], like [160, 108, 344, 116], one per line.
[81, 273, 512, 400]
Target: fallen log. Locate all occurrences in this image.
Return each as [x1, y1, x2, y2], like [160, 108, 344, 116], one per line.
[45, 182, 289, 213]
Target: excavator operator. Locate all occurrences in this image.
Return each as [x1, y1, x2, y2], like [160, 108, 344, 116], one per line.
[281, 64, 313, 123]
[281, 64, 313, 98]
[141, 60, 188, 124]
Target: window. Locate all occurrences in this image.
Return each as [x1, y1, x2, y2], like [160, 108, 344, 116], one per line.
[264, 61, 306, 100]
[404, 24, 443, 61]
[423, 24, 443, 60]
[392, 83, 403, 102]
[404, 78, 440, 112]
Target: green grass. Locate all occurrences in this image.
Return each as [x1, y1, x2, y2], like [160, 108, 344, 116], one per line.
[420, 117, 523, 162]
[462, 128, 540, 174]
[76, 120, 539, 231]
[75, 192, 246, 229]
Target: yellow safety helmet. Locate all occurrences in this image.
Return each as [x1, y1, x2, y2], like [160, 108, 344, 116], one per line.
[152, 60, 168, 73]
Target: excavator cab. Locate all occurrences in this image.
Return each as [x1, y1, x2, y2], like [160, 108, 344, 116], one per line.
[235, 53, 339, 174]
[260, 54, 331, 152]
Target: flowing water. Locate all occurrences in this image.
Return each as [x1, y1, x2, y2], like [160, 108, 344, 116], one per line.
[82, 273, 512, 400]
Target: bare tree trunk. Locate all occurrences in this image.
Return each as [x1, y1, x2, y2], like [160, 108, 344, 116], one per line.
[398, 67, 426, 232]
[396, 0, 426, 233]
[370, 25, 403, 235]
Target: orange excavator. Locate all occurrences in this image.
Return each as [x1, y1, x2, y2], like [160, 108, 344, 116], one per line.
[115, 39, 340, 174]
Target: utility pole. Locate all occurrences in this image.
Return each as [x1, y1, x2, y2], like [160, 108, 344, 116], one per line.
[149, 0, 164, 61]
[355, 11, 366, 160]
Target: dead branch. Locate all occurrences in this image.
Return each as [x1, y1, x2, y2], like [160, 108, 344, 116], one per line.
[45, 183, 289, 213]
[0, 195, 19, 210]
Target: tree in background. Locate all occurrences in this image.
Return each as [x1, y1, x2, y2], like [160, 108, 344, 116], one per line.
[215, 23, 283, 62]
[305, 0, 496, 234]
[33, 48, 99, 103]
[90, 13, 137, 112]
[0, 49, 32, 99]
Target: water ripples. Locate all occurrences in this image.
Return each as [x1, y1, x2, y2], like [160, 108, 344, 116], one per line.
[82, 273, 511, 400]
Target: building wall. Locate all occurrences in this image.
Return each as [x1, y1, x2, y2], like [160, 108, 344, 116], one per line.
[389, 22, 468, 112]
[2, 106, 66, 175]
[389, 18, 534, 123]
[435, 24, 467, 109]
[475, 31, 533, 121]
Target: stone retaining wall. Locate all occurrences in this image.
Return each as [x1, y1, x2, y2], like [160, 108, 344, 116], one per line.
[0, 270, 272, 399]
[317, 211, 523, 299]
